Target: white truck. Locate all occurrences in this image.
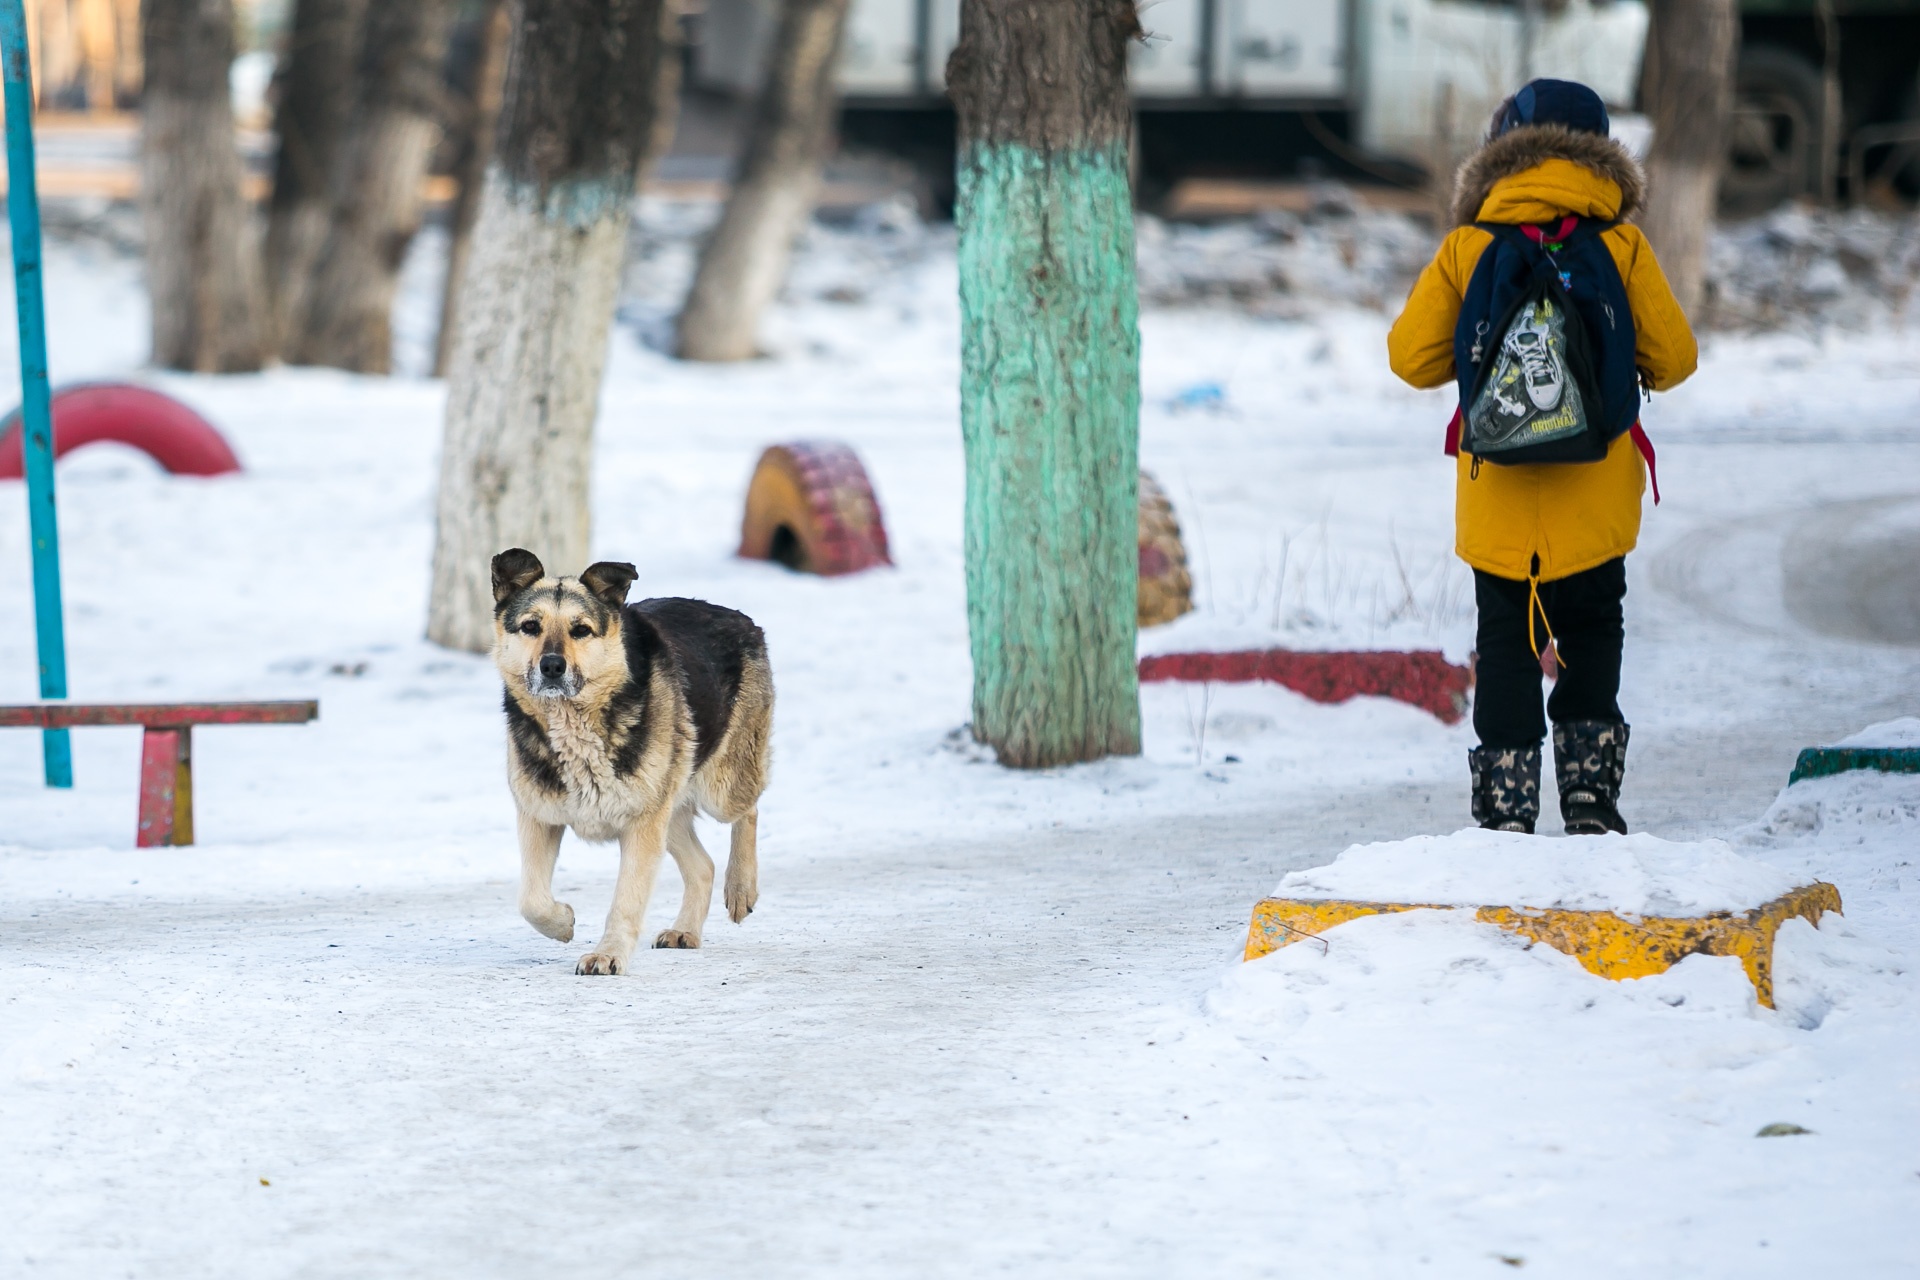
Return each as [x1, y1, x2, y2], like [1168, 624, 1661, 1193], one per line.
[697, 0, 1649, 177]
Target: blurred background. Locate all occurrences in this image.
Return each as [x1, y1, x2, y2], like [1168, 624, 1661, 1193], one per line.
[12, 0, 1919, 363]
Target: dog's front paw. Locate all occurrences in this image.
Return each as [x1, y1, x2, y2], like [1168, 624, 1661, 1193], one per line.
[574, 952, 624, 976]
[724, 882, 757, 924]
[653, 929, 701, 950]
[525, 901, 575, 943]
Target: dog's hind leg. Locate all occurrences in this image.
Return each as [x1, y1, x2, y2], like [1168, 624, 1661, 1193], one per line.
[576, 805, 672, 976]
[516, 810, 574, 943]
[724, 806, 759, 924]
[655, 804, 714, 950]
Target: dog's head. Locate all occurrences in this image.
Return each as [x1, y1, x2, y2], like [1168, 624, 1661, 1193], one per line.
[491, 549, 638, 702]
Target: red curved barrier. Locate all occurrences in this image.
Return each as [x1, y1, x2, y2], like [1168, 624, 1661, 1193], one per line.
[1138, 649, 1473, 724]
[0, 382, 241, 479]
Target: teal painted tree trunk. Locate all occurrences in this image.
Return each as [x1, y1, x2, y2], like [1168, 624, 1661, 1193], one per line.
[950, 1, 1142, 768]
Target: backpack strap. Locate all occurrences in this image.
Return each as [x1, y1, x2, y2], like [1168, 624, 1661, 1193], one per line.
[1629, 422, 1660, 504]
[1474, 217, 1618, 248]
[1521, 216, 1581, 247]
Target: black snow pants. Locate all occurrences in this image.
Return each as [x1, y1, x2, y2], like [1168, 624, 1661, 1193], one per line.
[1472, 556, 1626, 749]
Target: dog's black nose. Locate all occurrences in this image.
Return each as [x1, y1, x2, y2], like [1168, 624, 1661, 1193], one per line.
[539, 654, 567, 680]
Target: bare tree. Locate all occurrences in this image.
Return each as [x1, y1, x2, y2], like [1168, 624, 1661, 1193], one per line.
[140, 0, 268, 372]
[946, 0, 1143, 767]
[433, 0, 511, 377]
[1639, 0, 1739, 313]
[264, 0, 366, 350]
[426, 0, 682, 653]
[675, 0, 850, 362]
[286, 0, 454, 372]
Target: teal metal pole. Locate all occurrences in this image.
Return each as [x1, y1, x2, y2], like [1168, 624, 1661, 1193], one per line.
[0, 0, 71, 787]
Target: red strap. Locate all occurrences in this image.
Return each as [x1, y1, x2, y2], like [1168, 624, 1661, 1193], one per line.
[1630, 423, 1659, 504]
[1521, 216, 1580, 246]
[1448, 411, 1659, 505]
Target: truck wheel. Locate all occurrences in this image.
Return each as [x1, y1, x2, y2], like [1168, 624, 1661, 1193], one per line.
[1722, 46, 1825, 217]
[1880, 74, 1920, 197]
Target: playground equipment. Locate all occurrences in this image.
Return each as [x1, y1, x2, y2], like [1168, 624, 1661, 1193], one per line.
[0, 701, 320, 846]
[1138, 648, 1473, 723]
[1245, 882, 1841, 1010]
[1136, 470, 1192, 628]
[3, 0, 72, 785]
[0, 13, 311, 843]
[736, 444, 1200, 633]
[739, 441, 892, 574]
[0, 382, 241, 478]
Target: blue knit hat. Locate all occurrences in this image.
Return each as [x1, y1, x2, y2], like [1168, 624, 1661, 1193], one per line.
[1490, 79, 1611, 139]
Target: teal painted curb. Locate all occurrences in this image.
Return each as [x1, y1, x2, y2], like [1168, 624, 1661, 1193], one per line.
[1789, 747, 1920, 786]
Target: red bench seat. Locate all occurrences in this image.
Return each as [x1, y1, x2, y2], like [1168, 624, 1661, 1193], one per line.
[0, 701, 319, 846]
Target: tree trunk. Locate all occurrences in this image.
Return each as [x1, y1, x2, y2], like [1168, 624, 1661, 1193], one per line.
[946, 0, 1143, 768]
[675, 0, 850, 362]
[140, 0, 268, 373]
[286, 0, 454, 372]
[433, 0, 511, 378]
[426, 0, 681, 653]
[1638, 0, 1738, 315]
[264, 0, 366, 351]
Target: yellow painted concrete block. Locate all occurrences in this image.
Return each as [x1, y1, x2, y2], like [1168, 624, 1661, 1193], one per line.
[1243, 882, 1842, 1008]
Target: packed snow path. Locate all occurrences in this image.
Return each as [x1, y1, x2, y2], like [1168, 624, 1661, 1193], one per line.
[5, 235, 1920, 1273]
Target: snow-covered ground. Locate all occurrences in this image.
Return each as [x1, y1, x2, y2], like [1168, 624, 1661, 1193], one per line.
[2, 211, 1919, 1275]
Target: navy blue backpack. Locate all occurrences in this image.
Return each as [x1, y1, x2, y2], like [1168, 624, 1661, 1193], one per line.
[1453, 216, 1639, 465]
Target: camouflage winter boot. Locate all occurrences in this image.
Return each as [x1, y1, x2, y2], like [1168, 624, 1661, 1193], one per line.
[1553, 720, 1630, 836]
[1469, 744, 1541, 834]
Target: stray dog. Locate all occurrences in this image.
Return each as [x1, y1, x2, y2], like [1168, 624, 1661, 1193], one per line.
[490, 548, 773, 975]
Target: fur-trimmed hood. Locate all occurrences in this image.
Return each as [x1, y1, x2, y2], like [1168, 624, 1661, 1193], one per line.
[1450, 124, 1645, 227]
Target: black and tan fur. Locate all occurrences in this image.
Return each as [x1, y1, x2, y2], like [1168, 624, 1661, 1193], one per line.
[491, 548, 773, 975]
[1450, 123, 1646, 227]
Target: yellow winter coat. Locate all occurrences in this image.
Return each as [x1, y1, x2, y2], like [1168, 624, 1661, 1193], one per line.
[1388, 126, 1697, 583]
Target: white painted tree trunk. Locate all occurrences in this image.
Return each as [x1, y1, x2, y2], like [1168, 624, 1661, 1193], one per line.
[1640, 0, 1739, 315]
[677, 177, 818, 362]
[675, 0, 851, 362]
[425, 0, 679, 651]
[285, 0, 452, 372]
[426, 173, 631, 653]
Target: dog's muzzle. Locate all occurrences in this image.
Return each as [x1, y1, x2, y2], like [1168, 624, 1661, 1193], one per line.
[529, 655, 580, 698]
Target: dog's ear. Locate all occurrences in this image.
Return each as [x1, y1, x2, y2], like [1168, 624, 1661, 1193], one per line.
[580, 561, 638, 609]
[491, 548, 545, 604]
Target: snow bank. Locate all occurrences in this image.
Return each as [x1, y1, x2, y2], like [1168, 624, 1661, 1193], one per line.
[1272, 829, 1809, 916]
[1212, 906, 1763, 1038]
[1831, 716, 1920, 749]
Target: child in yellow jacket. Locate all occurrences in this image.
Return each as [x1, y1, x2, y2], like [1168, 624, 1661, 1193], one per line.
[1388, 79, 1697, 835]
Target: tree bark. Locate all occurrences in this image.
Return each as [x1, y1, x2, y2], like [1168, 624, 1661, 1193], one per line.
[426, 0, 681, 653]
[433, 0, 511, 378]
[947, 0, 1143, 768]
[1638, 0, 1738, 315]
[140, 0, 268, 373]
[286, 0, 454, 372]
[675, 0, 851, 362]
[264, 0, 367, 351]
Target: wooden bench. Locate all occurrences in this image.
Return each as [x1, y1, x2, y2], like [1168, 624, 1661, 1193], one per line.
[0, 701, 319, 846]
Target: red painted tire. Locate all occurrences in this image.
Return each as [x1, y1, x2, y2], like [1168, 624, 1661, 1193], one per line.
[1138, 648, 1473, 724]
[739, 441, 891, 575]
[0, 382, 241, 479]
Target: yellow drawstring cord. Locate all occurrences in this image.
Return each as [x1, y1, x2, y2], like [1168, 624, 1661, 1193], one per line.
[1527, 571, 1566, 668]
